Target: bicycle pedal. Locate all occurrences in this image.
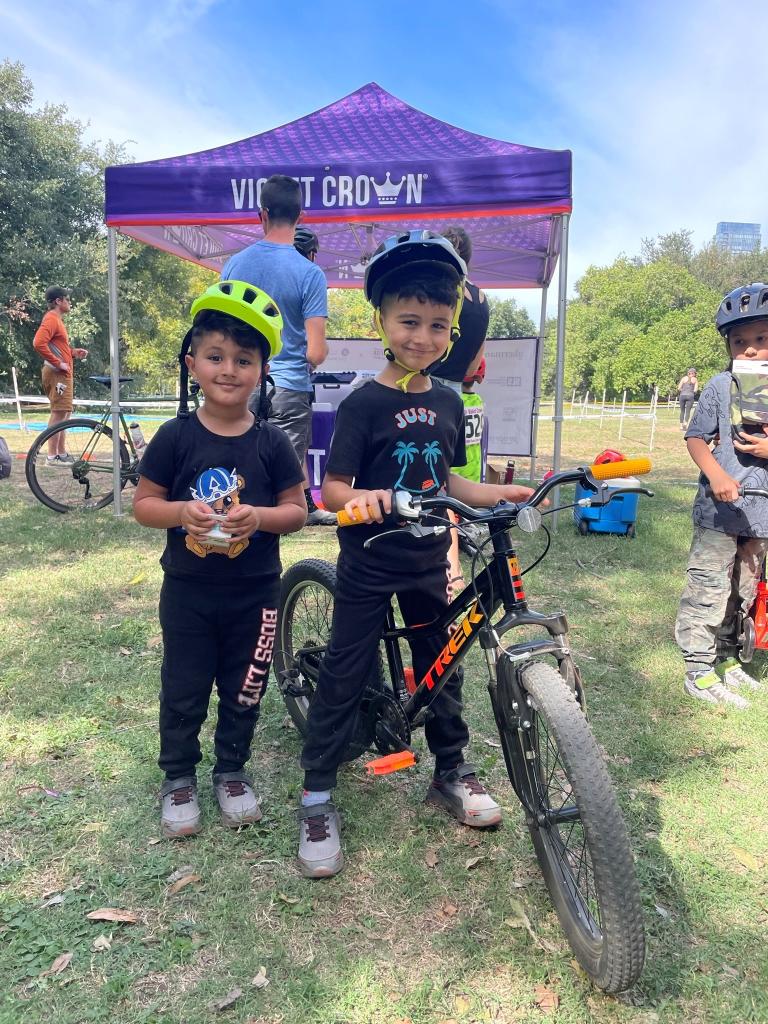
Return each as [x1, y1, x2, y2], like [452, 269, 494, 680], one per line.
[365, 751, 418, 776]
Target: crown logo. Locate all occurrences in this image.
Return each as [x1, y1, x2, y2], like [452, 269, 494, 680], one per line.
[370, 171, 405, 205]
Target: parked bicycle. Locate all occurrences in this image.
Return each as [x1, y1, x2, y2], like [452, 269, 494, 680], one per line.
[25, 375, 143, 512]
[275, 457, 653, 993]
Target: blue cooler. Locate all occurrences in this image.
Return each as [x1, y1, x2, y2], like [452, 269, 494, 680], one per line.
[573, 476, 642, 538]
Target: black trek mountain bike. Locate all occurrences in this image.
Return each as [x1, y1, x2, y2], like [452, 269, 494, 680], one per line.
[274, 457, 653, 993]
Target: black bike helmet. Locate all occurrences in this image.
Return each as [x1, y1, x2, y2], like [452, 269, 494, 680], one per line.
[294, 225, 319, 259]
[363, 230, 466, 308]
[716, 283, 768, 337]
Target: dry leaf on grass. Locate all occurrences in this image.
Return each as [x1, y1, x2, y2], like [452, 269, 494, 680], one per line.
[453, 993, 471, 1014]
[41, 952, 73, 977]
[424, 848, 439, 868]
[92, 934, 112, 952]
[465, 855, 485, 870]
[126, 572, 146, 585]
[251, 966, 270, 989]
[168, 874, 202, 895]
[733, 847, 761, 871]
[439, 902, 458, 918]
[167, 865, 195, 883]
[277, 892, 300, 905]
[146, 635, 163, 649]
[86, 908, 138, 923]
[533, 984, 559, 1013]
[119, 647, 131, 656]
[212, 988, 243, 1011]
[41, 894, 65, 909]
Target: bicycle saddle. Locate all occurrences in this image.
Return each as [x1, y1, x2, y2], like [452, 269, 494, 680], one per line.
[89, 375, 133, 387]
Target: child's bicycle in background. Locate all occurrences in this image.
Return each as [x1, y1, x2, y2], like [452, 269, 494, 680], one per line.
[715, 486, 768, 664]
[274, 457, 653, 993]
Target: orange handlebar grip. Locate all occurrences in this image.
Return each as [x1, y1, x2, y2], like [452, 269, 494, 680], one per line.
[365, 751, 417, 775]
[589, 457, 652, 481]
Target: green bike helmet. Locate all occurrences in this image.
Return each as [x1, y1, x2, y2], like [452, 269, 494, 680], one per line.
[190, 280, 284, 360]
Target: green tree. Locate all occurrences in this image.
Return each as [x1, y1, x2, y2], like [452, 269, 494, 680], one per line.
[327, 289, 376, 338]
[486, 296, 536, 338]
[0, 60, 117, 391]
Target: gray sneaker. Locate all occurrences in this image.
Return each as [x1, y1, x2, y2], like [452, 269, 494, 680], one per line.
[57, 453, 75, 464]
[297, 801, 343, 878]
[684, 670, 750, 709]
[160, 777, 202, 838]
[426, 763, 502, 827]
[306, 506, 337, 526]
[716, 659, 764, 691]
[213, 771, 262, 828]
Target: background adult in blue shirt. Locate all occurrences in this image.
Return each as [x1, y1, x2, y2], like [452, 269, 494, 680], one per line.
[222, 175, 335, 525]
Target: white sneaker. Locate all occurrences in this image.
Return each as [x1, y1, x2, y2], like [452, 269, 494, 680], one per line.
[684, 670, 750, 709]
[717, 659, 764, 691]
[46, 455, 60, 464]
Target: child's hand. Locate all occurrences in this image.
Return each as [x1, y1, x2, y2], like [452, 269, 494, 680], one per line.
[344, 489, 392, 524]
[709, 470, 741, 502]
[733, 429, 768, 460]
[223, 503, 262, 540]
[499, 484, 538, 504]
[180, 500, 218, 537]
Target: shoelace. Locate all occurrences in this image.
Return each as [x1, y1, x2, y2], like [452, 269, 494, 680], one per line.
[460, 774, 487, 796]
[304, 813, 330, 843]
[223, 780, 248, 798]
[170, 786, 195, 806]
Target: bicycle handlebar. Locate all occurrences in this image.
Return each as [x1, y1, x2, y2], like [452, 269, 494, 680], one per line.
[336, 457, 653, 527]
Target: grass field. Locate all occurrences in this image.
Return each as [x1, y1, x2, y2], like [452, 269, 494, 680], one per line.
[0, 407, 766, 1024]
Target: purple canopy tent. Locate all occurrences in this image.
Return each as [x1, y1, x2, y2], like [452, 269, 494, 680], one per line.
[104, 83, 572, 513]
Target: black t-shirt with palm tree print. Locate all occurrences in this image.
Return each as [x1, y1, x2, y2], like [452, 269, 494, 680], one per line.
[326, 378, 466, 567]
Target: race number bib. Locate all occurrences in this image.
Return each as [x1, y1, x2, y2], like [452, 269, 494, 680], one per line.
[464, 406, 483, 446]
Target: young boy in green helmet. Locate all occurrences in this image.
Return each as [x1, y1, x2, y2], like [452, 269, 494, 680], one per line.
[297, 231, 536, 878]
[134, 281, 307, 838]
[675, 282, 768, 708]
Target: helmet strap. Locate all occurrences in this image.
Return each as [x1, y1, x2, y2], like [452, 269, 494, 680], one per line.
[177, 329, 194, 419]
[255, 374, 273, 425]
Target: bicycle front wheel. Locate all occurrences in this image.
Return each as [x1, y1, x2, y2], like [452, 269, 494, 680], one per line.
[25, 419, 131, 513]
[499, 660, 645, 992]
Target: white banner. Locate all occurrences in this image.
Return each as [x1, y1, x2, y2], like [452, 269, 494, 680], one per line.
[323, 336, 539, 457]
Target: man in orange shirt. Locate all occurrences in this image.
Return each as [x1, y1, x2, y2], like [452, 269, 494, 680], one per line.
[32, 287, 88, 462]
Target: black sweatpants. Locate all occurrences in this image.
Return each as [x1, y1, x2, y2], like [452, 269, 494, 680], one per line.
[158, 573, 279, 780]
[301, 552, 470, 791]
[679, 394, 695, 424]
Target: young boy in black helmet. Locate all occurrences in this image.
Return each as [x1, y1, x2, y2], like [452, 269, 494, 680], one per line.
[134, 281, 307, 838]
[297, 231, 536, 878]
[675, 282, 768, 708]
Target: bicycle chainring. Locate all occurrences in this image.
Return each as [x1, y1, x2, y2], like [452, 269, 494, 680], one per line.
[368, 692, 411, 754]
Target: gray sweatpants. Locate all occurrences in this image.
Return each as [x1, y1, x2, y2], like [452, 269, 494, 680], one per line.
[675, 525, 768, 673]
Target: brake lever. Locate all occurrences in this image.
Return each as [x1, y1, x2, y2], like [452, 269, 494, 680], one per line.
[362, 522, 448, 550]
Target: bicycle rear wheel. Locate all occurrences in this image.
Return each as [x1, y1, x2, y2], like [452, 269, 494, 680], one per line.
[497, 660, 645, 992]
[25, 419, 131, 512]
[274, 558, 384, 759]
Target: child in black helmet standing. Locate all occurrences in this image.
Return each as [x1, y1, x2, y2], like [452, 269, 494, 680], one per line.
[134, 282, 307, 838]
[296, 232, 536, 878]
[675, 283, 768, 708]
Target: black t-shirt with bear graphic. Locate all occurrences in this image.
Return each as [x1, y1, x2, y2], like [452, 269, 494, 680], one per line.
[138, 412, 303, 581]
[326, 379, 466, 567]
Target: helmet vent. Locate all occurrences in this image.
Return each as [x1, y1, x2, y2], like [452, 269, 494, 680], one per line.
[220, 282, 233, 295]
[242, 287, 257, 304]
[740, 293, 752, 312]
[760, 290, 768, 309]
[264, 303, 279, 318]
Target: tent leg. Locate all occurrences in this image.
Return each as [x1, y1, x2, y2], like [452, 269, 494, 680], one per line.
[529, 284, 548, 483]
[552, 212, 570, 530]
[108, 227, 123, 517]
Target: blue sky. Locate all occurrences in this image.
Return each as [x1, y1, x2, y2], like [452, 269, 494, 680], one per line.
[2, 0, 766, 317]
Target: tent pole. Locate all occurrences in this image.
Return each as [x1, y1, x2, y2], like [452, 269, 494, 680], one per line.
[108, 227, 123, 517]
[529, 284, 548, 483]
[552, 212, 570, 529]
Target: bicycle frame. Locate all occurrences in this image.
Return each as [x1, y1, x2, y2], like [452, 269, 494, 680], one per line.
[379, 515, 577, 736]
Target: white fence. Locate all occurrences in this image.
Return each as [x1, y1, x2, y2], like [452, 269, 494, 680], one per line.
[537, 387, 661, 450]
